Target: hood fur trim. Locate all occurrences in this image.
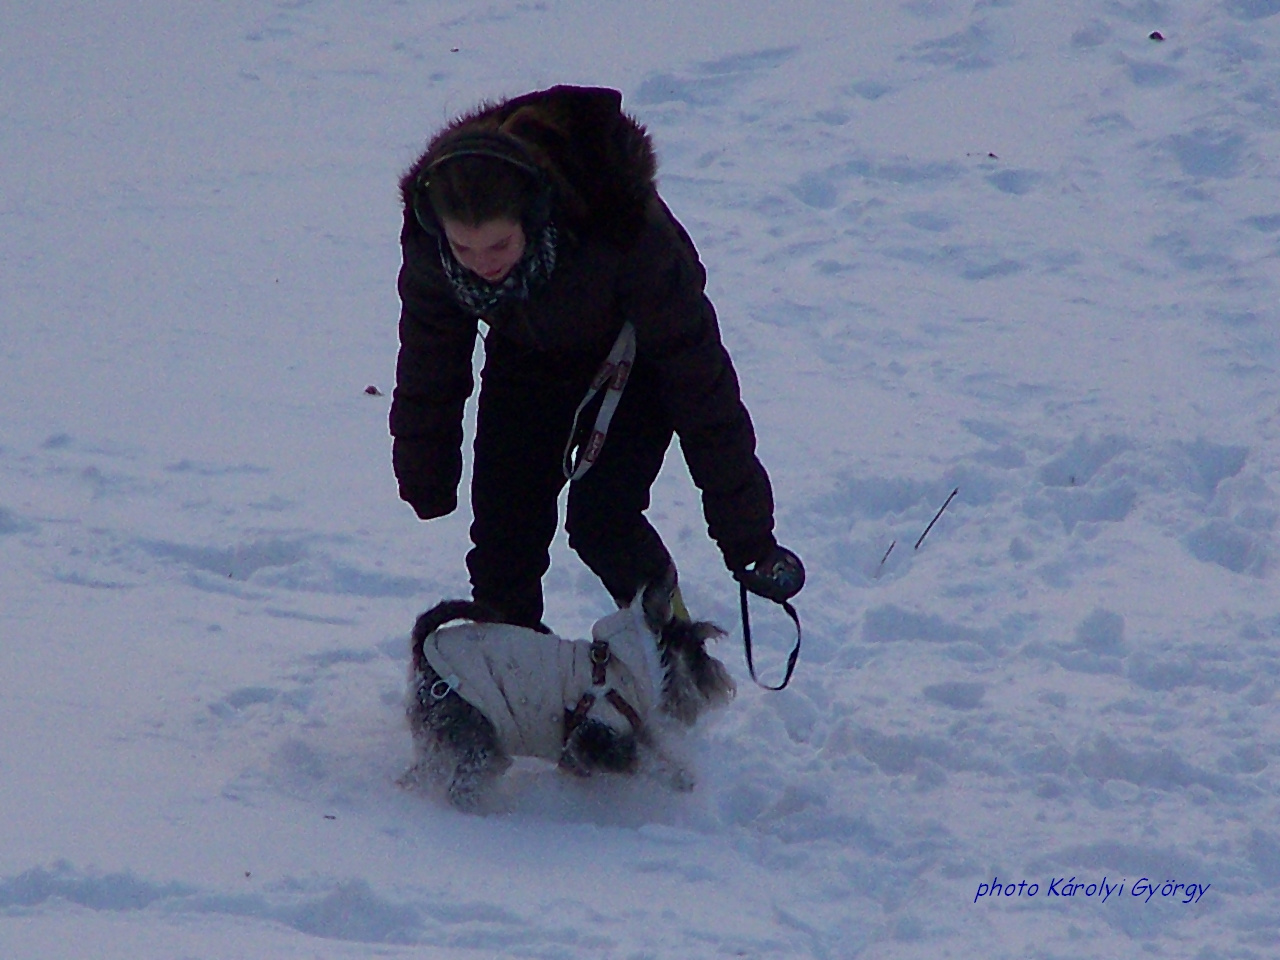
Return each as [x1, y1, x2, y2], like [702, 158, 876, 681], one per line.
[401, 85, 658, 247]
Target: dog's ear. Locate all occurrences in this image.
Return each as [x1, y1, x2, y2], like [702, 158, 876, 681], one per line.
[689, 642, 735, 705]
[691, 622, 726, 644]
[640, 563, 678, 633]
[660, 619, 735, 722]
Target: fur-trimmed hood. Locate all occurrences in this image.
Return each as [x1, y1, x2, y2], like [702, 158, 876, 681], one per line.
[399, 85, 658, 247]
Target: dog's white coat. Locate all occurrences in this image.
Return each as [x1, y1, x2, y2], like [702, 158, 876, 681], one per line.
[420, 603, 659, 762]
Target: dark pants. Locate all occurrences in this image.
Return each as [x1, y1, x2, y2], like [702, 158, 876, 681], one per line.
[467, 337, 674, 628]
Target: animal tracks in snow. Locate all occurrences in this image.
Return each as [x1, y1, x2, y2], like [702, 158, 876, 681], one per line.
[3, 433, 427, 608]
[4, 1, 1279, 956]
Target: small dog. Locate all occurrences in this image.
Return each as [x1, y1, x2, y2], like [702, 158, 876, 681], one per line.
[402, 578, 735, 810]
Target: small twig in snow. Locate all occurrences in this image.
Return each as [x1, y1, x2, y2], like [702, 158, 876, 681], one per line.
[915, 488, 959, 551]
[874, 540, 896, 579]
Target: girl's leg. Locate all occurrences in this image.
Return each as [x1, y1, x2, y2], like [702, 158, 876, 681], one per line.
[466, 345, 574, 627]
[566, 359, 676, 605]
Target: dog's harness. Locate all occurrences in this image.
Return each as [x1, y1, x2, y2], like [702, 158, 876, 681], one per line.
[559, 639, 643, 773]
[421, 616, 653, 764]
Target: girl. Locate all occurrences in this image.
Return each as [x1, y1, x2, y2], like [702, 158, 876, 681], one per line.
[391, 85, 802, 628]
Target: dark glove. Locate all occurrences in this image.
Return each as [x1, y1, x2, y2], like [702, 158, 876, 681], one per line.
[393, 437, 460, 520]
[402, 487, 457, 521]
[734, 543, 805, 603]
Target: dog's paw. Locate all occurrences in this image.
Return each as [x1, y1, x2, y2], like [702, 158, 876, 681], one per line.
[643, 748, 696, 792]
[557, 751, 593, 778]
[447, 779, 494, 813]
[668, 765, 696, 793]
[446, 759, 506, 813]
[397, 763, 431, 791]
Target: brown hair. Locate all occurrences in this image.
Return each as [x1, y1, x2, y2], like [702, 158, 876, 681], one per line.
[425, 154, 538, 228]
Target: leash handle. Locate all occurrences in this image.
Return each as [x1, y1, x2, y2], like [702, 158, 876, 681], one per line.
[739, 580, 802, 690]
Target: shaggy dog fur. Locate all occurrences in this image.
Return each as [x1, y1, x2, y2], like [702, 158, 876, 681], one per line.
[402, 581, 734, 810]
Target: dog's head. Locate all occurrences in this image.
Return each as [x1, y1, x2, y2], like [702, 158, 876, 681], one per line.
[634, 567, 737, 724]
[595, 571, 735, 726]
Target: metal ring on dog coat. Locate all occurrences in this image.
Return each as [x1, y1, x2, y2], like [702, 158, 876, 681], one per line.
[430, 675, 460, 701]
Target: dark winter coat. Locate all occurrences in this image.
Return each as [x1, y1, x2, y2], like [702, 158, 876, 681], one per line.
[390, 85, 775, 571]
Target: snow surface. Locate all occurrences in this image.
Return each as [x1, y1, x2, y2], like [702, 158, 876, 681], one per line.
[3, 0, 1280, 957]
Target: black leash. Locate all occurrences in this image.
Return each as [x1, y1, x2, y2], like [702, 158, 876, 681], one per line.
[738, 580, 802, 691]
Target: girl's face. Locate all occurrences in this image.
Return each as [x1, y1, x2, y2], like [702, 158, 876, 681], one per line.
[441, 218, 526, 282]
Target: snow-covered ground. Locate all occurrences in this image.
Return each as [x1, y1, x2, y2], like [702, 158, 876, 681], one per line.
[3, 1, 1279, 956]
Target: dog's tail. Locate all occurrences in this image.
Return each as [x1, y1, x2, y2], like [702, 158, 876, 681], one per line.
[411, 600, 504, 669]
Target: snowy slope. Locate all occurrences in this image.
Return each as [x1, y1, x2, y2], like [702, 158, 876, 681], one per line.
[2, 1, 1279, 957]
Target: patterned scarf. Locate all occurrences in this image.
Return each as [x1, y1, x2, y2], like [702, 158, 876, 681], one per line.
[439, 221, 559, 316]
